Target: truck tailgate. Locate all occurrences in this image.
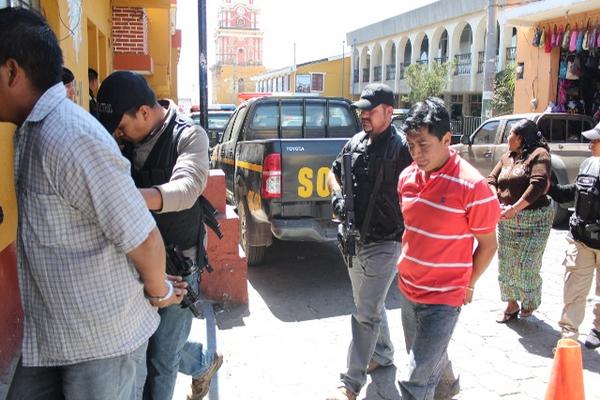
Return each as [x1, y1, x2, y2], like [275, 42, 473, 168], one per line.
[280, 138, 347, 208]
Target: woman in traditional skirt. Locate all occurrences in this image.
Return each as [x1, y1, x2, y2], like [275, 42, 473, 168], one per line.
[488, 119, 553, 323]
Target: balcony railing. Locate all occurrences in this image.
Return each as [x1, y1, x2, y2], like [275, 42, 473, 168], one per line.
[398, 62, 409, 79]
[478, 51, 503, 73]
[374, 66, 382, 81]
[353, 69, 359, 83]
[505, 46, 516, 62]
[386, 64, 396, 80]
[416, 59, 429, 66]
[454, 53, 471, 75]
[362, 68, 370, 82]
[477, 51, 485, 73]
[434, 56, 448, 64]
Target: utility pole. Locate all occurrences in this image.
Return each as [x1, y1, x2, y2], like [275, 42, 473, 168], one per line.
[481, 0, 497, 121]
[198, 0, 208, 129]
[341, 41, 345, 98]
[351, 38, 356, 100]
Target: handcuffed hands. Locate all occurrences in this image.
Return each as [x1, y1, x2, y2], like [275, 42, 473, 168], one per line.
[500, 204, 518, 220]
[148, 275, 188, 308]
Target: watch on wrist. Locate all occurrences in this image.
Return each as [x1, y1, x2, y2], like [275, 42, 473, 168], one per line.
[146, 279, 174, 302]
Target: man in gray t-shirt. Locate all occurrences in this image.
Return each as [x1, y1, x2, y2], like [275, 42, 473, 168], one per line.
[97, 71, 219, 400]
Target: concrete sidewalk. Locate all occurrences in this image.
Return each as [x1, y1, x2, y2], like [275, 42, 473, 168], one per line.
[174, 229, 600, 400]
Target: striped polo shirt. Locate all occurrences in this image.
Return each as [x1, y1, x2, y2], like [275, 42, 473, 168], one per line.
[397, 149, 500, 307]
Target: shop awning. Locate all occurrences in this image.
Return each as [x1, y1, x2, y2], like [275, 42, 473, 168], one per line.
[502, 0, 600, 26]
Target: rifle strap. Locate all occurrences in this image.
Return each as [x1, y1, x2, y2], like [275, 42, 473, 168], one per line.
[360, 163, 384, 241]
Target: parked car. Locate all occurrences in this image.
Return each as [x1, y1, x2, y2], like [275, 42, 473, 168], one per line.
[191, 110, 235, 149]
[451, 112, 595, 226]
[211, 96, 361, 264]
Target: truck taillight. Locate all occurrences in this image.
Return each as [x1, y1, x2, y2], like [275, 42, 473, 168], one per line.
[261, 153, 281, 199]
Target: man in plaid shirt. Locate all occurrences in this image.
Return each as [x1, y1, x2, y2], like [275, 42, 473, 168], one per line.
[0, 8, 186, 400]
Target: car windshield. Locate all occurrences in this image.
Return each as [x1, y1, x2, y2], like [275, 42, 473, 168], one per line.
[208, 114, 231, 129]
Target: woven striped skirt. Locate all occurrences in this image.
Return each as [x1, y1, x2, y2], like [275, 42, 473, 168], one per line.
[497, 205, 553, 310]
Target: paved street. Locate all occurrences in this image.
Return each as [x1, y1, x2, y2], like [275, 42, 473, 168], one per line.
[174, 228, 600, 400]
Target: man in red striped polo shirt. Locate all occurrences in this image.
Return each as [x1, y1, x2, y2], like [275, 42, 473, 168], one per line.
[397, 98, 500, 400]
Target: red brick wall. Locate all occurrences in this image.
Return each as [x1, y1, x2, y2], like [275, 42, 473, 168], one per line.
[112, 7, 148, 55]
[0, 243, 22, 387]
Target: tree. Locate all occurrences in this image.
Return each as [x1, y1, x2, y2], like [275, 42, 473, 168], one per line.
[403, 61, 454, 104]
[491, 62, 516, 116]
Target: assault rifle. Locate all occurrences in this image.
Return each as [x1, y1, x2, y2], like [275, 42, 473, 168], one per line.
[165, 244, 204, 318]
[337, 153, 359, 268]
[200, 195, 223, 240]
[165, 196, 224, 318]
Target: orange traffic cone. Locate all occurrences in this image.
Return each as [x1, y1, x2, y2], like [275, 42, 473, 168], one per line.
[545, 338, 585, 400]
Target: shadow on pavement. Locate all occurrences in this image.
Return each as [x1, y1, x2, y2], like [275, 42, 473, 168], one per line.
[213, 302, 250, 330]
[507, 317, 600, 374]
[246, 239, 403, 322]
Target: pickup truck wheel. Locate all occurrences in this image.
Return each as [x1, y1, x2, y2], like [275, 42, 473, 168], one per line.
[238, 200, 266, 266]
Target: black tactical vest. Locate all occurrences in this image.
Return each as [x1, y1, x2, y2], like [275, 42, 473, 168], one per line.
[572, 174, 600, 248]
[125, 115, 203, 251]
[346, 125, 410, 242]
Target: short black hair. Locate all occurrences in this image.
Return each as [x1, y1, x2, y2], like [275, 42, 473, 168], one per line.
[88, 67, 98, 82]
[402, 97, 451, 140]
[0, 7, 63, 91]
[62, 67, 74, 85]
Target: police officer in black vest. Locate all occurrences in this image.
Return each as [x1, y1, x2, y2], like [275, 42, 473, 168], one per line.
[97, 71, 221, 400]
[548, 122, 600, 349]
[326, 84, 412, 400]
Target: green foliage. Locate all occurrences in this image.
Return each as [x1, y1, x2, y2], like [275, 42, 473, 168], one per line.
[491, 62, 516, 116]
[403, 60, 454, 104]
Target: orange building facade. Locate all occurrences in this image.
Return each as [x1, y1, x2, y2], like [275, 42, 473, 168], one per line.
[510, 1, 600, 115]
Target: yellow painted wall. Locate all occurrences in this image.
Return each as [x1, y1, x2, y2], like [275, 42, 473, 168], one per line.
[213, 64, 267, 105]
[40, 0, 112, 110]
[40, 1, 177, 103]
[0, 124, 16, 251]
[0, 0, 178, 252]
[294, 56, 351, 98]
[146, 8, 175, 100]
[514, 10, 600, 113]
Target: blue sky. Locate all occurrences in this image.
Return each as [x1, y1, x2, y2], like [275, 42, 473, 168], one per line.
[176, 0, 435, 102]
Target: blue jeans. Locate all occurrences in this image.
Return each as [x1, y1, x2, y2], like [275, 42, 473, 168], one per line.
[7, 342, 147, 400]
[140, 273, 210, 400]
[179, 340, 216, 377]
[398, 291, 461, 400]
[341, 241, 401, 394]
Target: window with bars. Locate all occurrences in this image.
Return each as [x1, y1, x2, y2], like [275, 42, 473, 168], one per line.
[311, 73, 324, 92]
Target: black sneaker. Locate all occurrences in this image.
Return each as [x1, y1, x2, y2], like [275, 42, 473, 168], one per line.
[584, 329, 600, 349]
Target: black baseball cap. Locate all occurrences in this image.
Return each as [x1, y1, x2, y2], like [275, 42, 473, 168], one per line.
[351, 83, 395, 110]
[96, 71, 156, 133]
